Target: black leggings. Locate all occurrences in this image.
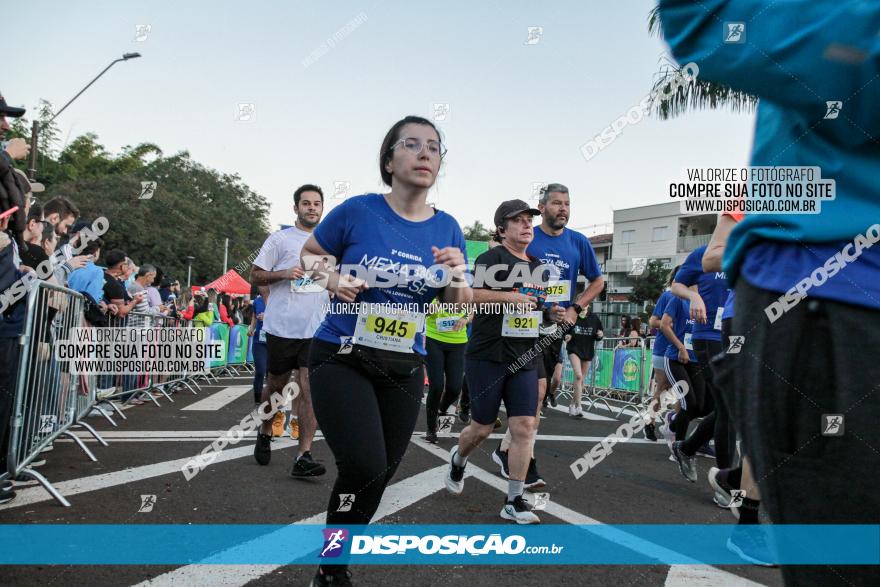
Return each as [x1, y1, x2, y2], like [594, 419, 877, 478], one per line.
[308, 339, 424, 526]
[680, 339, 737, 468]
[424, 337, 466, 432]
[663, 359, 707, 439]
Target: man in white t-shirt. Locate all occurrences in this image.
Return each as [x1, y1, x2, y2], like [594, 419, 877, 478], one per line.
[250, 185, 329, 476]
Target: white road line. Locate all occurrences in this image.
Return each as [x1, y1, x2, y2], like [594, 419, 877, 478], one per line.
[133, 465, 452, 587]
[412, 441, 766, 586]
[182, 386, 252, 411]
[0, 439, 302, 511]
[433, 432, 661, 445]
[664, 565, 764, 586]
[62, 429, 660, 446]
[66, 430, 273, 438]
[545, 402, 616, 421]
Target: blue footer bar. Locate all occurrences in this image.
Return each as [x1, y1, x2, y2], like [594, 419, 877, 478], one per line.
[0, 524, 877, 565]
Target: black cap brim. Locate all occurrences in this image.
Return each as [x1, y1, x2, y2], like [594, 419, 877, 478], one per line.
[504, 207, 541, 220]
[0, 105, 26, 118]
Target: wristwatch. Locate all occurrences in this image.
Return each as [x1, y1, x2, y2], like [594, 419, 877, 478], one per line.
[571, 303, 583, 315]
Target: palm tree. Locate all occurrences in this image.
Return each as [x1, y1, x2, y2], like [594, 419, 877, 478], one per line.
[647, 6, 757, 120]
[462, 220, 492, 241]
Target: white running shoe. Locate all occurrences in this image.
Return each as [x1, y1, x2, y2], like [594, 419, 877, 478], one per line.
[445, 446, 466, 495]
[500, 495, 540, 524]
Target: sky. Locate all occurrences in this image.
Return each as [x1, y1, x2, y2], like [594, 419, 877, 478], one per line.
[8, 0, 756, 235]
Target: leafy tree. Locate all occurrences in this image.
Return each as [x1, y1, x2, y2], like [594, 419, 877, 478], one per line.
[628, 259, 668, 307]
[462, 220, 491, 241]
[31, 129, 270, 285]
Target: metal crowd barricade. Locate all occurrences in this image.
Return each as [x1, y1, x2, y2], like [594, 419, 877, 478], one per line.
[557, 335, 653, 419]
[94, 311, 208, 424]
[224, 324, 252, 376]
[3, 280, 109, 507]
[147, 313, 201, 398]
[97, 311, 164, 416]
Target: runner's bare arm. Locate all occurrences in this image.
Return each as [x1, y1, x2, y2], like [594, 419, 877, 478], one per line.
[659, 313, 686, 359]
[299, 235, 363, 301]
[432, 246, 472, 306]
[671, 283, 706, 324]
[565, 275, 605, 324]
[250, 264, 302, 287]
[703, 214, 738, 272]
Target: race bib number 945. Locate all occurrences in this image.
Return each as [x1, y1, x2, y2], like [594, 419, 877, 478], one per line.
[354, 307, 425, 353]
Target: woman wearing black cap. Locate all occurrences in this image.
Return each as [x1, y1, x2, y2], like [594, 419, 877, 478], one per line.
[445, 199, 549, 524]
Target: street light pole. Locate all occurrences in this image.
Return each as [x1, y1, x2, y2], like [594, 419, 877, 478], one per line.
[28, 52, 142, 180]
[186, 256, 195, 291]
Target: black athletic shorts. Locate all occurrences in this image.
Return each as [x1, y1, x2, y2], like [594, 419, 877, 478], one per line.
[533, 353, 546, 381]
[467, 357, 538, 425]
[266, 333, 311, 375]
[567, 335, 596, 363]
[540, 333, 563, 380]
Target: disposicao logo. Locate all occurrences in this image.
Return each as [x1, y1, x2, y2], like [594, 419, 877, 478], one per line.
[319, 528, 349, 558]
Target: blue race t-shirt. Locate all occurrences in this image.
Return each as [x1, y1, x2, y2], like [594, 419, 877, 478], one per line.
[312, 194, 467, 355]
[674, 246, 727, 342]
[663, 297, 697, 363]
[740, 241, 880, 310]
[252, 296, 266, 343]
[658, 0, 880, 309]
[652, 289, 674, 357]
[722, 290, 735, 320]
[527, 226, 602, 308]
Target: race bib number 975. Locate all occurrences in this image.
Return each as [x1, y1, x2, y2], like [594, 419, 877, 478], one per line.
[544, 281, 569, 303]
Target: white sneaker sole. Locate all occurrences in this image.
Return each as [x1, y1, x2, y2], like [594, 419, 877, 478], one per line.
[500, 506, 540, 524]
[446, 448, 464, 495]
[707, 468, 733, 507]
[445, 473, 463, 495]
[491, 451, 510, 479]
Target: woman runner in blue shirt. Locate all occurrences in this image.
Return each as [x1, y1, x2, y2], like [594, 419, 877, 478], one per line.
[300, 116, 471, 587]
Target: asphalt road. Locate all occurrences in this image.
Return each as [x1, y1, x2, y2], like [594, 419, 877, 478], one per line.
[0, 374, 784, 587]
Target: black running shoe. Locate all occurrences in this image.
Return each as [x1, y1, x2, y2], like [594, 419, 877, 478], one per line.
[291, 451, 327, 477]
[491, 446, 510, 479]
[424, 431, 438, 444]
[254, 433, 272, 465]
[458, 406, 471, 424]
[672, 440, 697, 482]
[548, 390, 558, 408]
[310, 567, 353, 586]
[500, 495, 540, 524]
[644, 422, 658, 442]
[524, 458, 546, 490]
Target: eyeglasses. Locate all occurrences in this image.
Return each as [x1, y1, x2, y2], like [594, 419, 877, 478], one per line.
[389, 137, 447, 159]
